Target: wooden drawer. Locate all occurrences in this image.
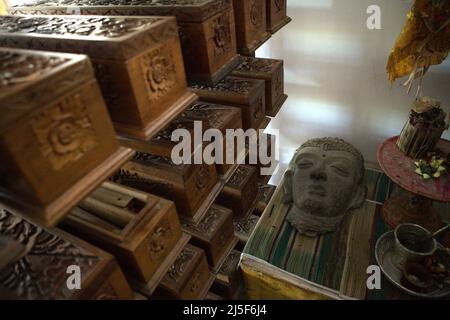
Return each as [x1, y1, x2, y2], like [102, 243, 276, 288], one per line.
[211, 249, 242, 298]
[113, 154, 221, 222]
[60, 182, 184, 295]
[191, 76, 269, 130]
[179, 101, 243, 176]
[266, 0, 291, 34]
[231, 57, 287, 117]
[216, 165, 259, 217]
[0, 47, 132, 227]
[182, 204, 237, 269]
[233, 0, 270, 55]
[155, 244, 214, 300]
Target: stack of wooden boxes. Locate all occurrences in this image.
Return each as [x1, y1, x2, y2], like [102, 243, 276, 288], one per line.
[0, 0, 291, 300]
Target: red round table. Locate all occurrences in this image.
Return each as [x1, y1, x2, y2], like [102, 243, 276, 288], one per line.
[377, 136, 448, 231]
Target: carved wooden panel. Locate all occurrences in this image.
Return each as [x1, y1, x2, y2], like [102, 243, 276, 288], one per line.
[0, 51, 67, 87]
[0, 210, 102, 299]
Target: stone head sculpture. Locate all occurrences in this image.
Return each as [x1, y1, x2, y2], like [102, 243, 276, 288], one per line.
[284, 138, 367, 237]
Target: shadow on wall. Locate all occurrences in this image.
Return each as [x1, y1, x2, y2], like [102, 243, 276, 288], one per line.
[258, 0, 450, 185]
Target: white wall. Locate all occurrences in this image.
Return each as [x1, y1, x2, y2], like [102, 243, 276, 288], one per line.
[258, 0, 450, 184]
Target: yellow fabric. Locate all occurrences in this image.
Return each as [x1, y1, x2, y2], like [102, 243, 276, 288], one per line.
[0, 0, 6, 15]
[387, 0, 450, 84]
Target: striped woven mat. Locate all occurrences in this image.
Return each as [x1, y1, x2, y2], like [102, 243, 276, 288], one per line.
[243, 168, 450, 299]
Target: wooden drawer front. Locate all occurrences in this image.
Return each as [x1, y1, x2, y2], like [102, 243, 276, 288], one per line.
[3, 79, 118, 205]
[134, 207, 182, 282]
[130, 37, 188, 124]
[184, 164, 219, 215]
[204, 7, 237, 77]
[208, 209, 236, 266]
[268, 0, 287, 29]
[180, 256, 210, 300]
[234, 0, 267, 52]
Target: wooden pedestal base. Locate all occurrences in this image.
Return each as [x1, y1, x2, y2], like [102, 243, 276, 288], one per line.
[0, 147, 134, 227]
[382, 193, 443, 232]
[259, 117, 271, 130]
[115, 91, 198, 141]
[268, 16, 292, 34]
[188, 55, 242, 87]
[129, 233, 191, 297]
[267, 94, 288, 118]
[239, 31, 272, 56]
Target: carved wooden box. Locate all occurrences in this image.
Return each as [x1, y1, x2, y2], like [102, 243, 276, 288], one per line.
[216, 165, 259, 217]
[112, 153, 221, 223]
[233, 0, 270, 55]
[254, 183, 276, 216]
[9, 0, 241, 86]
[155, 244, 214, 300]
[0, 47, 132, 227]
[231, 57, 287, 117]
[266, 0, 291, 34]
[211, 249, 242, 298]
[179, 102, 243, 176]
[0, 209, 133, 300]
[181, 204, 237, 270]
[0, 15, 197, 140]
[59, 181, 187, 296]
[191, 76, 270, 130]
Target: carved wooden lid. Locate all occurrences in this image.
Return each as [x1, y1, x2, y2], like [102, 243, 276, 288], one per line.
[233, 214, 259, 239]
[161, 244, 203, 292]
[0, 15, 177, 60]
[181, 101, 242, 130]
[0, 48, 93, 132]
[0, 209, 106, 299]
[218, 249, 240, 276]
[190, 76, 265, 104]
[9, 0, 232, 23]
[234, 56, 281, 74]
[181, 204, 232, 241]
[257, 183, 276, 204]
[226, 165, 256, 189]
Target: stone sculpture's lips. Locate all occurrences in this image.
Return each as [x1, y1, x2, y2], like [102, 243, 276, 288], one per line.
[307, 185, 326, 197]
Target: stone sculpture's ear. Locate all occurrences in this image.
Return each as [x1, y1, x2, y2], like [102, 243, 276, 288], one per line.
[348, 184, 367, 210]
[283, 170, 294, 204]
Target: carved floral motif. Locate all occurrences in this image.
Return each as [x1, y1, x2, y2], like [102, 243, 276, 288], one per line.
[31, 93, 97, 170]
[141, 44, 177, 100]
[167, 246, 195, 282]
[250, 0, 263, 27]
[195, 166, 210, 190]
[148, 219, 172, 260]
[212, 13, 232, 57]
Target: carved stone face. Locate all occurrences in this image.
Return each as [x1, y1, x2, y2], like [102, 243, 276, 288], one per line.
[284, 138, 367, 237]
